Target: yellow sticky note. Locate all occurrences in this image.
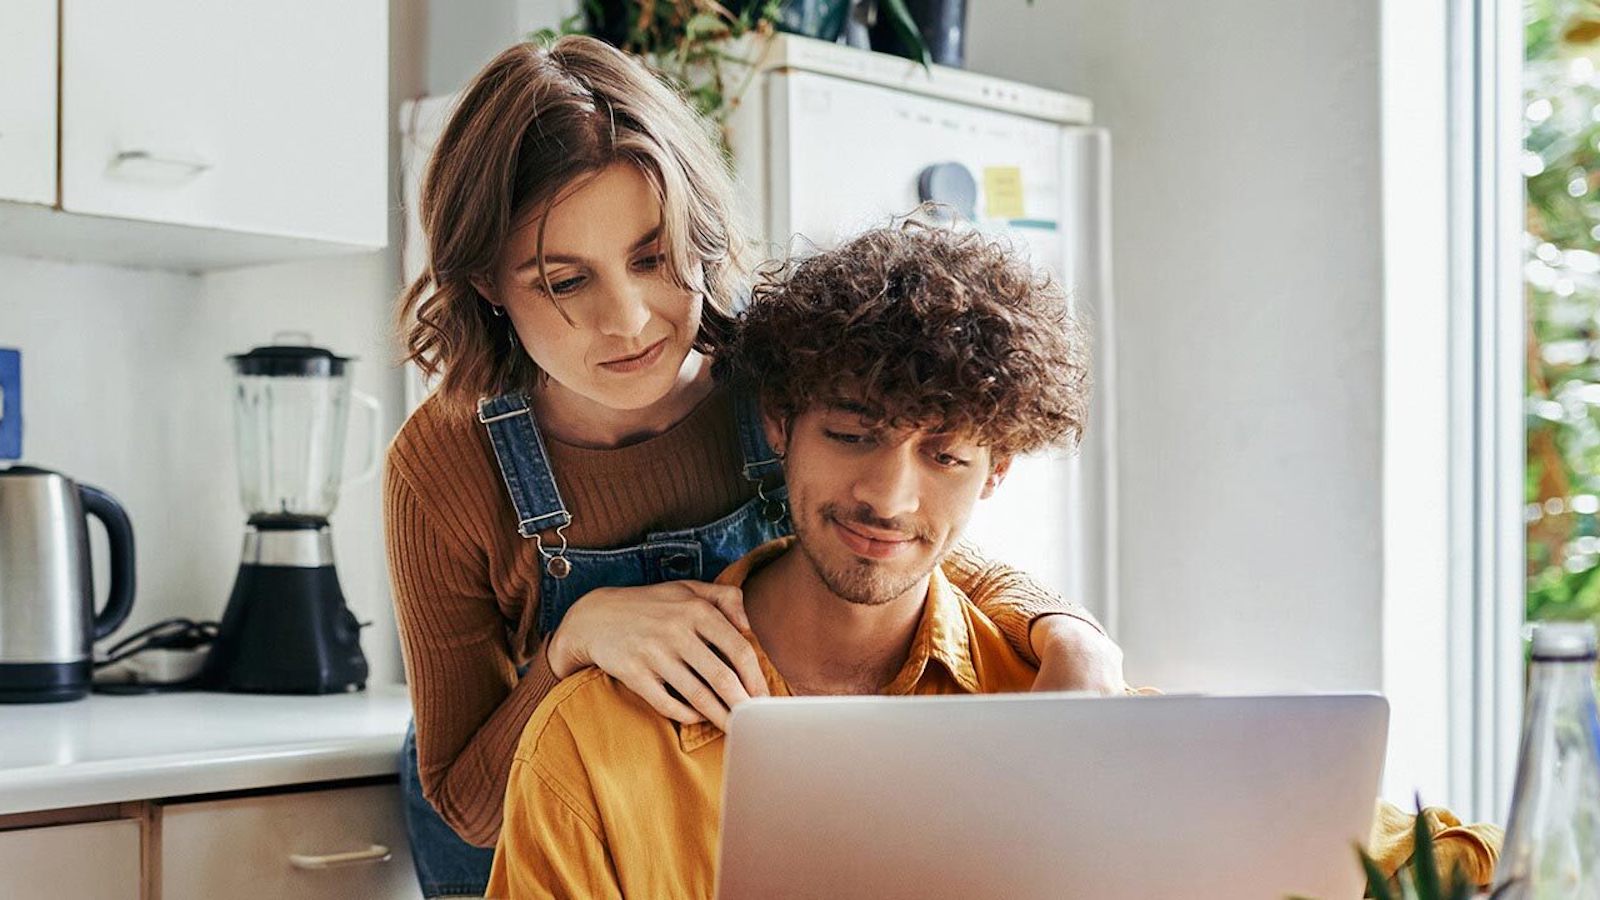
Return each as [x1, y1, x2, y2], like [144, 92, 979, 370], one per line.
[983, 166, 1025, 219]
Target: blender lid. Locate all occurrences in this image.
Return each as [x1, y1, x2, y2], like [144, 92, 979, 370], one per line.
[230, 344, 351, 377]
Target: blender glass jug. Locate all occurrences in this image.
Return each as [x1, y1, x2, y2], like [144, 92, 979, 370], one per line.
[230, 338, 379, 521]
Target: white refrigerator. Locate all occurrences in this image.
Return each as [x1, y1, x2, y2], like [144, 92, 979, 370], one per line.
[400, 35, 1117, 630]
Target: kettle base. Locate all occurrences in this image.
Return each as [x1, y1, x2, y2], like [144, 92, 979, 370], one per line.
[0, 660, 90, 703]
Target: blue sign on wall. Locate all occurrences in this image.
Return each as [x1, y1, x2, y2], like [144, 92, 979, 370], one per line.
[0, 349, 20, 461]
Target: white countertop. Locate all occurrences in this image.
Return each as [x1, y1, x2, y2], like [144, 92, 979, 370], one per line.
[0, 685, 413, 815]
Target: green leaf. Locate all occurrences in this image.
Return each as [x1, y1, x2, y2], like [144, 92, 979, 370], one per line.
[1409, 794, 1443, 899]
[684, 11, 727, 40]
[878, 0, 931, 67]
[527, 9, 589, 44]
[1358, 843, 1397, 900]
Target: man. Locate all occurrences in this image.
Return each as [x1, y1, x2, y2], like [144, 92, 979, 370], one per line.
[485, 220, 1510, 898]
[485, 222, 1090, 898]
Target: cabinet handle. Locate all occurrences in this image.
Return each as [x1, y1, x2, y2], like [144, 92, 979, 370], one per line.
[109, 149, 213, 179]
[288, 844, 393, 870]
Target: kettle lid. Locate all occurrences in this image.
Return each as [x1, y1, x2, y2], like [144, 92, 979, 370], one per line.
[229, 344, 351, 378]
[0, 464, 62, 478]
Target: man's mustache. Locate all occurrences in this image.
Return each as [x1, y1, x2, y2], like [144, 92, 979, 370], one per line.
[819, 503, 930, 542]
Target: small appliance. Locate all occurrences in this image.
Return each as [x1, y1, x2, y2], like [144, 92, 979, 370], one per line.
[201, 336, 380, 694]
[0, 466, 136, 702]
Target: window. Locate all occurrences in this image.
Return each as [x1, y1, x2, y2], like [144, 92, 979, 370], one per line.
[1523, 4, 1600, 641]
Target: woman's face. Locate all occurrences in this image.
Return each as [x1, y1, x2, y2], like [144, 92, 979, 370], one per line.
[477, 163, 702, 412]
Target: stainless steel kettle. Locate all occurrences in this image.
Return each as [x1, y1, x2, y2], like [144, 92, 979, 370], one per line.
[0, 466, 135, 702]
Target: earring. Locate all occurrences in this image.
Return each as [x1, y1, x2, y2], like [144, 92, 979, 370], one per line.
[489, 305, 505, 317]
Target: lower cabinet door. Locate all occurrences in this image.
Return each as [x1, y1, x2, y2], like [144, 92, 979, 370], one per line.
[159, 782, 422, 900]
[0, 819, 142, 900]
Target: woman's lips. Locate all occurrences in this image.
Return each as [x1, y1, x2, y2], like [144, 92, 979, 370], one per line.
[832, 519, 915, 560]
[598, 338, 667, 374]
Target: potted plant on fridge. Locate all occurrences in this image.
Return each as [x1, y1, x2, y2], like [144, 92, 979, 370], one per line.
[535, 1, 931, 129]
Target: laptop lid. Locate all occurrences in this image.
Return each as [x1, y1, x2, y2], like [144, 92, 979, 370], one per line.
[716, 692, 1388, 900]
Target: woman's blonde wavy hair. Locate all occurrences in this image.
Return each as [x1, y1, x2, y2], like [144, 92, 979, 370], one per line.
[399, 36, 749, 407]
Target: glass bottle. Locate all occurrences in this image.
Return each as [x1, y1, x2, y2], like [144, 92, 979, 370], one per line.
[1492, 621, 1600, 898]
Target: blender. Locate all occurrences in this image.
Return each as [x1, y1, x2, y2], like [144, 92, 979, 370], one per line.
[202, 336, 380, 694]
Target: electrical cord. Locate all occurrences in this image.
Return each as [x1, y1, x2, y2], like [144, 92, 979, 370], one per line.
[90, 617, 217, 695]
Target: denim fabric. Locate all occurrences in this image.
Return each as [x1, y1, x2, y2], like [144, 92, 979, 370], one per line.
[400, 724, 497, 898]
[400, 388, 790, 897]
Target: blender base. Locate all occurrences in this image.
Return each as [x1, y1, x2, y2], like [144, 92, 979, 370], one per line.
[203, 560, 368, 695]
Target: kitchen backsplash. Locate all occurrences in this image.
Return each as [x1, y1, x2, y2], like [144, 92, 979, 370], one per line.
[0, 251, 407, 685]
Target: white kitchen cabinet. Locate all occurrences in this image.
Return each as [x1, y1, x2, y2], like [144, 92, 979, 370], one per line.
[0, 818, 142, 900]
[0, 0, 58, 206]
[51, 0, 387, 257]
[159, 783, 420, 900]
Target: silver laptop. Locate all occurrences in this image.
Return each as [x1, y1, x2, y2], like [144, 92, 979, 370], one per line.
[717, 692, 1388, 900]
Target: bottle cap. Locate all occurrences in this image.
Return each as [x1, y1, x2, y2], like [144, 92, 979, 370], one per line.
[1530, 621, 1599, 661]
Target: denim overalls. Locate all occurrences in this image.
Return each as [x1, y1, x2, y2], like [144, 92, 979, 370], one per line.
[399, 389, 790, 898]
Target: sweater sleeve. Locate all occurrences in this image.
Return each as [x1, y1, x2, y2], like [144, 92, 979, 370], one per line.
[939, 540, 1106, 667]
[385, 460, 565, 847]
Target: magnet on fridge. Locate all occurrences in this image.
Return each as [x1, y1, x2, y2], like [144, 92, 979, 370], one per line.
[0, 349, 20, 461]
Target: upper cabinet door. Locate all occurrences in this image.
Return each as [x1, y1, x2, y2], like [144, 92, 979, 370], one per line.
[60, 0, 388, 247]
[0, 0, 59, 206]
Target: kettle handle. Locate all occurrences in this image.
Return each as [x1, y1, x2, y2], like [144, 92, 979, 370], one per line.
[80, 484, 136, 641]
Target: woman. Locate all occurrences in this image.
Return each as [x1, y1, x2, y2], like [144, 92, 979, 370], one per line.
[387, 35, 1124, 898]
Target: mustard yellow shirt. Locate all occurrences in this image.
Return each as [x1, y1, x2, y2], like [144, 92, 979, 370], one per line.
[485, 537, 1039, 899]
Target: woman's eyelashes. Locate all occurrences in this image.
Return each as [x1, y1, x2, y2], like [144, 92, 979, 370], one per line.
[545, 274, 585, 296]
[530, 253, 664, 297]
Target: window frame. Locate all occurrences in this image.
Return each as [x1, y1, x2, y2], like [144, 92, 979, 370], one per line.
[1445, 0, 1525, 824]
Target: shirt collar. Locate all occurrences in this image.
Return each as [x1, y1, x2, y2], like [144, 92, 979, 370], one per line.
[678, 537, 981, 752]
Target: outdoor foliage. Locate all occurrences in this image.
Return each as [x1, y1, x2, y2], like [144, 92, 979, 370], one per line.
[1524, 0, 1600, 628]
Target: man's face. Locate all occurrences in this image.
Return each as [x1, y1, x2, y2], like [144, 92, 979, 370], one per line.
[769, 402, 1010, 607]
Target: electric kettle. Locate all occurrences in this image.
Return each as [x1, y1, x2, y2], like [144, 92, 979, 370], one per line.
[0, 466, 136, 702]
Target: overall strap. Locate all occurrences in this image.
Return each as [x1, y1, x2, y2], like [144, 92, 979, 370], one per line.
[476, 393, 571, 538]
[733, 390, 783, 484]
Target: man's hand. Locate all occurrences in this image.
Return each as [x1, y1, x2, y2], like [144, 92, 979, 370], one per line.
[1029, 614, 1126, 694]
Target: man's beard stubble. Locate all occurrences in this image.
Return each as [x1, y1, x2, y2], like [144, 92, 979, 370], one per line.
[792, 501, 940, 607]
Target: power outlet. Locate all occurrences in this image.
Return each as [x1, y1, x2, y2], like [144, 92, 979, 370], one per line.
[0, 349, 20, 461]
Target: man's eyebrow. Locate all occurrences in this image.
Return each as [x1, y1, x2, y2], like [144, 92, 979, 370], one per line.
[822, 401, 970, 439]
[823, 400, 878, 418]
[513, 225, 662, 275]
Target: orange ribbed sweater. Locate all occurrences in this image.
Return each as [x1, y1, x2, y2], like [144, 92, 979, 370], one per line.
[383, 384, 1102, 847]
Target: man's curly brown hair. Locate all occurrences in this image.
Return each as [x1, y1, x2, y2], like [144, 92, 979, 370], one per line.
[715, 222, 1091, 458]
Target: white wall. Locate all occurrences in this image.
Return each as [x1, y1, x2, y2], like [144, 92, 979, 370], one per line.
[970, 1, 1455, 805]
[1377, 0, 1451, 811]
[0, 253, 407, 682]
[427, 0, 573, 95]
[971, 0, 1387, 693]
[0, 256, 205, 643]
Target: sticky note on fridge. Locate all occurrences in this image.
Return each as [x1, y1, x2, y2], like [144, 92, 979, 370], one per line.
[0, 349, 19, 461]
[983, 166, 1025, 219]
